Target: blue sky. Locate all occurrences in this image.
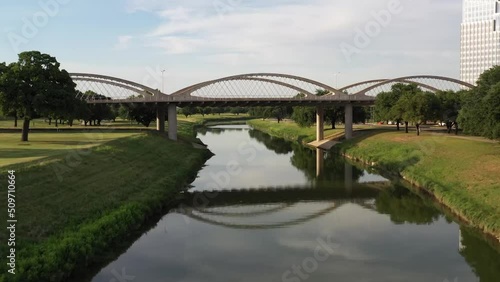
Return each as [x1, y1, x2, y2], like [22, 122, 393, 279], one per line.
[1, 0, 462, 92]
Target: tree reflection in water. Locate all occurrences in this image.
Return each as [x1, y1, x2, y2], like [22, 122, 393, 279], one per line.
[246, 128, 500, 280]
[247, 129, 293, 155]
[459, 227, 500, 282]
[375, 184, 442, 224]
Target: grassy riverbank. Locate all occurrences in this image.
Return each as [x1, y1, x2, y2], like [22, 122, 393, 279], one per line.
[337, 132, 500, 239]
[0, 124, 212, 281]
[247, 119, 342, 143]
[246, 119, 500, 239]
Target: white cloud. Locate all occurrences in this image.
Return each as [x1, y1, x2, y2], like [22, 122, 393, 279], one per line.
[115, 0, 463, 90]
[114, 35, 133, 50]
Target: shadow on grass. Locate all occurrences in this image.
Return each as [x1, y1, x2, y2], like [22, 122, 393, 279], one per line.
[33, 141, 100, 146]
[0, 148, 77, 159]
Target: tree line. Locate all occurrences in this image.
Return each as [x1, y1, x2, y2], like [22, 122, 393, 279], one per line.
[245, 89, 370, 128]
[373, 67, 500, 138]
[0, 52, 172, 141]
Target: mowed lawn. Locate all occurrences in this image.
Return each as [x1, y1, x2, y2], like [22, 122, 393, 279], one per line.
[248, 119, 356, 143]
[338, 131, 500, 237]
[0, 118, 148, 129]
[0, 132, 139, 167]
[0, 130, 211, 281]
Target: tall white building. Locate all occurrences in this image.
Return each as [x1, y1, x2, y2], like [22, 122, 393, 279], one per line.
[460, 0, 500, 85]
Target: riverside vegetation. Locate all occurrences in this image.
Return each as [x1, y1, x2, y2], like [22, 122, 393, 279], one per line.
[246, 119, 500, 240]
[0, 120, 214, 281]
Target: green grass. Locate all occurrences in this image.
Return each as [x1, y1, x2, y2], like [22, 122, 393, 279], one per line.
[0, 132, 139, 167]
[0, 122, 212, 281]
[0, 114, 252, 130]
[336, 131, 500, 238]
[247, 119, 344, 143]
[0, 118, 147, 129]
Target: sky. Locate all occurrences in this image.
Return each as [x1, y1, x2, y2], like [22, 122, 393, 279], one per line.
[0, 0, 462, 93]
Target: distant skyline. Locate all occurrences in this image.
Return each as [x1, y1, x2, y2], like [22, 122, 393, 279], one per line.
[1, 0, 462, 92]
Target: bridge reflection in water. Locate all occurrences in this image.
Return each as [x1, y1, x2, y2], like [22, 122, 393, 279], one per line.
[169, 126, 387, 231]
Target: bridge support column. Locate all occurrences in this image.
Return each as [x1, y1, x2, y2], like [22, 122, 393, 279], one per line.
[316, 106, 324, 142]
[345, 104, 353, 140]
[168, 104, 178, 141]
[156, 104, 165, 133]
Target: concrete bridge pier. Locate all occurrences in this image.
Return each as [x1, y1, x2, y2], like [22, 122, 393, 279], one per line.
[316, 105, 324, 142]
[345, 104, 353, 140]
[156, 103, 166, 133]
[168, 104, 178, 141]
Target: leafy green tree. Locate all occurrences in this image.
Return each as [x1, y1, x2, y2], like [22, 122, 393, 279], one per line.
[80, 91, 114, 125]
[197, 107, 209, 117]
[271, 107, 289, 123]
[72, 99, 91, 126]
[230, 107, 244, 115]
[458, 66, 500, 139]
[436, 90, 463, 134]
[0, 51, 76, 141]
[120, 102, 157, 127]
[375, 83, 421, 130]
[181, 106, 195, 118]
[402, 91, 440, 135]
[40, 88, 80, 127]
[393, 92, 412, 133]
[291, 106, 316, 127]
[374, 91, 395, 123]
[0, 62, 20, 127]
[212, 107, 224, 115]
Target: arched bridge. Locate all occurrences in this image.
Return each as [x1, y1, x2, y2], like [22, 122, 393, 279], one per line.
[69, 72, 474, 141]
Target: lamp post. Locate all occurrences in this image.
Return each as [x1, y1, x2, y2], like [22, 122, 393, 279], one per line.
[161, 69, 166, 93]
[334, 72, 341, 88]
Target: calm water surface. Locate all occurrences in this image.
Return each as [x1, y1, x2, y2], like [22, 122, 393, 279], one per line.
[89, 125, 500, 282]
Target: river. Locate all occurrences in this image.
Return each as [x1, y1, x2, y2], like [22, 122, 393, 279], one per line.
[88, 125, 500, 282]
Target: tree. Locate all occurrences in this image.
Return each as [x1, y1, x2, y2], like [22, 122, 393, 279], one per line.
[0, 51, 76, 141]
[181, 107, 195, 118]
[374, 83, 421, 130]
[291, 106, 315, 127]
[0, 62, 20, 127]
[80, 91, 115, 125]
[458, 66, 500, 139]
[197, 107, 210, 117]
[402, 91, 440, 136]
[436, 90, 463, 134]
[212, 107, 224, 115]
[393, 92, 412, 133]
[230, 107, 244, 115]
[314, 89, 345, 129]
[271, 107, 288, 123]
[120, 101, 157, 127]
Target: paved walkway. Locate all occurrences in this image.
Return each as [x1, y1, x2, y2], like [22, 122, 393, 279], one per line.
[308, 139, 341, 150]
